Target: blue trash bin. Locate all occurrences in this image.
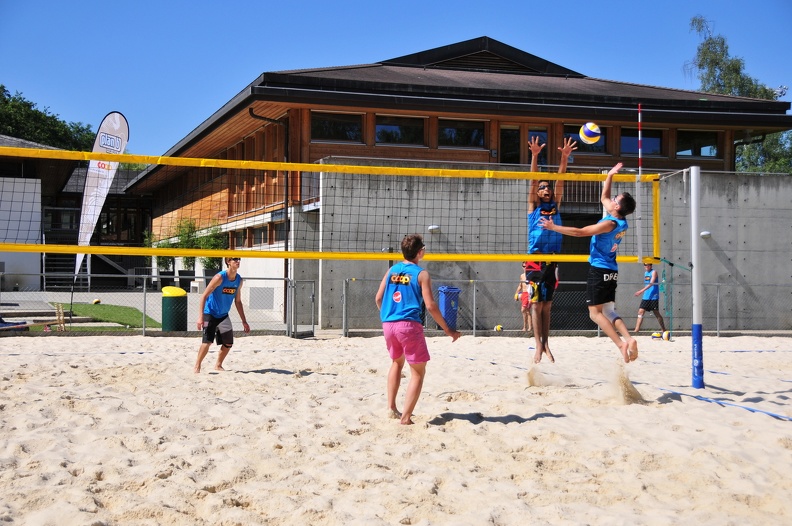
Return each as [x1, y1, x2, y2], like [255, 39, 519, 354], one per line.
[437, 286, 461, 330]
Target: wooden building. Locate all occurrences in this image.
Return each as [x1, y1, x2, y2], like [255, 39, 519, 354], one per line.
[128, 36, 792, 245]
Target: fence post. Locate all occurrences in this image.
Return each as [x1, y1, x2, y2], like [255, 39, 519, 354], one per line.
[142, 277, 147, 336]
[716, 282, 720, 337]
[472, 280, 477, 337]
[342, 279, 348, 337]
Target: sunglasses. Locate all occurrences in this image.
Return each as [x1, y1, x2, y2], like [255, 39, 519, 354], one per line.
[230, 258, 241, 262]
[538, 184, 550, 190]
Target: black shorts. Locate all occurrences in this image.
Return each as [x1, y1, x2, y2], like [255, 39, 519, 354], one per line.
[639, 299, 660, 311]
[585, 265, 619, 306]
[527, 262, 557, 303]
[202, 314, 234, 346]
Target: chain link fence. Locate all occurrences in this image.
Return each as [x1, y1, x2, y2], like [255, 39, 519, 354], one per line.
[341, 275, 792, 337]
[0, 273, 315, 337]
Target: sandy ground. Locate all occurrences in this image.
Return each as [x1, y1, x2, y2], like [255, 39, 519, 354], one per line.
[1, 333, 790, 525]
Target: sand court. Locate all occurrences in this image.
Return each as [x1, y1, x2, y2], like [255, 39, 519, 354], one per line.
[1, 334, 790, 525]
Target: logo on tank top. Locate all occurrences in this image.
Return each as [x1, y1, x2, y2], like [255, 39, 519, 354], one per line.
[392, 291, 402, 303]
[390, 272, 411, 285]
[222, 287, 237, 294]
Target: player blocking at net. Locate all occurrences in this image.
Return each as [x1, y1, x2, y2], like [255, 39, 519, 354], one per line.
[539, 162, 639, 363]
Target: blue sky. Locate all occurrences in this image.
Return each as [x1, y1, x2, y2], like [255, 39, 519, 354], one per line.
[2, 0, 790, 156]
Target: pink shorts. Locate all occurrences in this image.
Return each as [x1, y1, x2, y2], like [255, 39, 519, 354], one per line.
[383, 321, 430, 364]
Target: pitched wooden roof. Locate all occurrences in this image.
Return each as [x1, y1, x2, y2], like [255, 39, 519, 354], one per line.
[146, 36, 792, 164]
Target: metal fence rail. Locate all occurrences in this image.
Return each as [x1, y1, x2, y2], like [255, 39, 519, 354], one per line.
[342, 277, 792, 337]
[0, 273, 315, 337]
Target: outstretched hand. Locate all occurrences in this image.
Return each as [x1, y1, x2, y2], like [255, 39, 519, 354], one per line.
[538, 217, 555, 230]
[558, 136, 578, 157]
[529, 136, 546, 157]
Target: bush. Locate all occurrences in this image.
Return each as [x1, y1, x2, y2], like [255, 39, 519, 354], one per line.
[198, 224, 228, 270]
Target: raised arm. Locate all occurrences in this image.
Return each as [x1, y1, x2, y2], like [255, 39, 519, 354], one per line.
[555, 137, 577, 206]
[527, 136, 546, 212]
[601, 162, 623, 209]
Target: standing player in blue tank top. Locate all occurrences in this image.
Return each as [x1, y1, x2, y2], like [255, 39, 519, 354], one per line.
[633, 262, 666, 333]
[375, 234, 461, 425]
[539, 163, 640, 363]
[194, 257, 250, 373]
[525, 136, 576, 364]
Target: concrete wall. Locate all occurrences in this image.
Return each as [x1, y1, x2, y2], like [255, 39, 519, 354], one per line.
[291, 164, 791, 332]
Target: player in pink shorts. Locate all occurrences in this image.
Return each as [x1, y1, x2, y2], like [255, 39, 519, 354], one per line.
[376, 234, 461, 425]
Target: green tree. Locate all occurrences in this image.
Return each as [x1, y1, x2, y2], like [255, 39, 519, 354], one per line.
[198, 223, 228, 271]
[175, 218, 199, 270]
[687, 16, 791, 173]
[0, 85, 95, 150]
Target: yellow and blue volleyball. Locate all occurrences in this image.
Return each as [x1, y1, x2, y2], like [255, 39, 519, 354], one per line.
[579, 122, 601, 145]
[494, 325, 503, 332]
[662, 331, 671, 341]
[651, 332, 662, 339]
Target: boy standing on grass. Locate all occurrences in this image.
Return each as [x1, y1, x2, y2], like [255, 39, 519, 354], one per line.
[375, 234, 461, 425]
[539, 163, 639, 363]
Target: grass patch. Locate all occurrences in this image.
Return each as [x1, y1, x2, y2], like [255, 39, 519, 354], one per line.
[66, 303, 162, 329]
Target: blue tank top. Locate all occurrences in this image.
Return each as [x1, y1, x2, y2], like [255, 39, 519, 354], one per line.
[642, 269, 659, 300]
[380, 262, 424, 323]
[589, 215, 628, 271]
[528, 200, 562, 254]
[205, 270, 241, 318]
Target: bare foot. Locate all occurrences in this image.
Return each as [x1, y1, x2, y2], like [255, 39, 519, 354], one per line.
[214, 365, 226, 371]
[627, 339, 639, 362]
[544, 348, 555, 363]
[194, 366, 201, 374]
[618, 341, 631, 363]
[388, 409, 402, 419]
[400, 417, 415, 425]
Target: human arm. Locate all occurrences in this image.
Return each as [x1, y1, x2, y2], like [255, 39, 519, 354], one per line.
[601, 162, 624, 210]
[420, 271, 461, 341]
[527, 137, 546, 213]
[196, 273, 223, 329]
[555, 137, 577, 206]
[234, 279, 250, 333]
[539, 216, 616, 238]
[375, 272, 389, 310]
[515, 274, 525, 300]
[635, 269, 658, 296]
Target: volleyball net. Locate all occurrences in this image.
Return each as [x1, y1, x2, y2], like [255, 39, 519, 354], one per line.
[0, 147, 662, 263]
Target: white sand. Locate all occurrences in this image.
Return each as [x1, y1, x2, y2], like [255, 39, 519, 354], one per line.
[1, 333, 790, 525]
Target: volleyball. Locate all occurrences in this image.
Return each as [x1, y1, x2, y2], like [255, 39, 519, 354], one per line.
[579, 122, 601, 145]
[662, 331, 671, 341]
[651, 332, 662, 339]
[92, 298, 101, 304]
[494, 325, 503, 332]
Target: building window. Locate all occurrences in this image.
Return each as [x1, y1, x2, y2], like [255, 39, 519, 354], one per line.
[311, 112, 363, 142]
[621, 128, 663, 155]
[253, 226, 268, 246]
[528, 128, 548, 167]
[234, 230, 246, 248]
[438, 119, 485, 148]
[376, 116, 425, 145]
[272, 221, 287, 243]
[564, 124, 608, 154]
[676, 130, 720, 158]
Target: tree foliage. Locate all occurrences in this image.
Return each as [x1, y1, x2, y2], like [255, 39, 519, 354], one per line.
[0, 85, 95, 151]
[687, 16, 791, 174]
